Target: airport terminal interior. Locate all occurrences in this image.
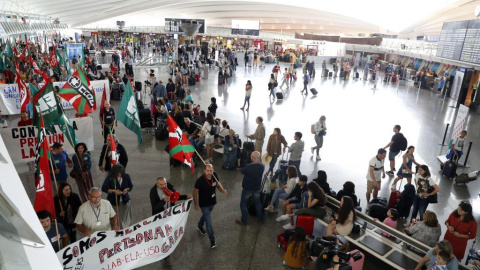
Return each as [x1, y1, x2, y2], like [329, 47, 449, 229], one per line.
[1, 0, 480, 269]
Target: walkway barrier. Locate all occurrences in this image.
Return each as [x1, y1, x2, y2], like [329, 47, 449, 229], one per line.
[315, 196, 470, 270]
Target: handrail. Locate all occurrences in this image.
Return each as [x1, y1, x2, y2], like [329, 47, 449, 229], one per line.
[324, 195, 470, 270]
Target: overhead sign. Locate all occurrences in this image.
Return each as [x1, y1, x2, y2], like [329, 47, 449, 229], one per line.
[57, 200, 192, 270]
[231, 20, 260, 36]
[164, 18, 206, 34]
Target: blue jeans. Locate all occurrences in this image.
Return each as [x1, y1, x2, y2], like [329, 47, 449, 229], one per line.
[242, 96, 250, 108]
[268, 154, 279, 173]
[240, 189, 263, 224]
[269, 87, 275, 98]
[198, 205, 215, 242]
[288, 160, 301, 176]
[411, 196, 429, 221]
[271, 188, 288, 208]
[446, 149, 463, 160]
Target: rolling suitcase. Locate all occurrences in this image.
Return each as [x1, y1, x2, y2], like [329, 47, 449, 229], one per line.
[195, 73, 200, 82]
[218, 77, 224, 85]
[240, 148, 252, 167]
[243, 137, 255, 152]
[277, 230, 294, 251]
[355, 72, 359, 79]
[388, 180, 402, 209]
[278, 152, 289, 181]
[155, 119, 168, 141]
[296, 215, 314, 235]
[323, 69, 329, 77]
[442, 158, 457, 178]
[134, 81, 142, 91]
[310, 88, 318, 96]
[348, 249, 365, 270]
[276, 91, 283, 100]
[188, 76, 196, 86]
[367, 197, 388, 221]
[293, 74, 297, 80]
[395, 183, 415, 218]
[328, 72, 333, 78]
[392, 75, 397, 83]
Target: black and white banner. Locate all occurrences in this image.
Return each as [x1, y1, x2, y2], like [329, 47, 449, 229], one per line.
[57, 200, 192, 270]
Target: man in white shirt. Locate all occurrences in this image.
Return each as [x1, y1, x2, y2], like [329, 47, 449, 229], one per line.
[366, 148, 386, 203]
[75, 187, 119, 237]
[446, 130, 467, 161]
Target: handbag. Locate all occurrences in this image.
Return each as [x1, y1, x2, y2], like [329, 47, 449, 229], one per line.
[319, 130, 327, 136]
[427, 186, 438, 204]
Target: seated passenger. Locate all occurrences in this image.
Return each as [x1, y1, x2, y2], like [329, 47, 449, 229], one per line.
[312, 170, 334, 196]
[374, 208, 398, 237]
[415, 240, 459, 270]
[264, 166, 298, 213]
[276, 176, 308, 223]
[283, 181, 327, 230]
[283, 227, 308, 269]
[404, 210, 441, 248]
[326, 196, 356, 236]
[335, 181, 360, 208]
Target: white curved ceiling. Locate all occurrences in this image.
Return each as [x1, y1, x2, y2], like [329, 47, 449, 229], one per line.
[1, 0, 479, 36]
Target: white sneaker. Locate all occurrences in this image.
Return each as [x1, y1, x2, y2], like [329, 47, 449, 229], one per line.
[316, 155, 321, 160]
[264, 205, 272, 211]
[283, 223, 295, 230]
[276, 214, 289, 222]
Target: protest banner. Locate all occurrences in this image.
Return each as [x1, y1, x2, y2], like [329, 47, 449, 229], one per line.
[57, 199, 192, 270]
[0, 80, 110, 115]
[0, 117, 93, 163]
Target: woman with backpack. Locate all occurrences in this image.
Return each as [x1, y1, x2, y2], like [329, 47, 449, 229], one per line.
[408, 165, 440, 225]
[391, 145, 420, 189]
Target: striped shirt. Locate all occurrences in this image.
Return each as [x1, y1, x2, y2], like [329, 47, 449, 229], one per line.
[75, 199, 116, 234]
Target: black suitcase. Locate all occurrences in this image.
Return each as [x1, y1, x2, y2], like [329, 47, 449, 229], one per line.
[442, 160, 457, 178]
[248, 175, 271, 216]
[135, 81, 142, 91]
[355, 72, 359, 79]
[111, 89, 121, 100]
[243, 139, 255, 152]
[155, 119, 168, 141]
[367, 197, 388, 221]
[240, 149, 252, 167]
[395, 183, 415, 218]
[188, 76, 195, 86]
[310, 88, 318, 96]
[276, 91, 283, 99]
[323, 69, 329, 77]
[328, 72, 333, 78]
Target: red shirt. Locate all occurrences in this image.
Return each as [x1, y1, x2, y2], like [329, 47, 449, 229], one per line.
[444, 212, 478, 260]
[18, 118, 33, 126]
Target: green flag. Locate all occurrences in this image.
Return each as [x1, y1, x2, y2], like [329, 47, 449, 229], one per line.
[33, 80, 63, 124]
[30, 82, 77, 147]
[117, 79, 143, 146]
[2, 40, 13, 69]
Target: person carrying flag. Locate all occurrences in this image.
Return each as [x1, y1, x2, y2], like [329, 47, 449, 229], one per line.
[98, 134, 128, 172]
[100, 100, 116, 143]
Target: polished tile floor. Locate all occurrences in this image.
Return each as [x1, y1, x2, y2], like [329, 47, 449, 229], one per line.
[16, 62, 480, 269]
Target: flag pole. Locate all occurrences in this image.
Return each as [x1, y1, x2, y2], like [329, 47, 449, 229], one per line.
[61, 115, 83, 172]
[114, 179, 120, 229]
[100, 127, 114, 168]
[194, 150, 221, 184]
[48, 158, 64, 213]
[54, 219, 61, 251]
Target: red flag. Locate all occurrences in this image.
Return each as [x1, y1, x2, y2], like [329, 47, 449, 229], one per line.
[30, 57, 48, 82]
[15, 63, 29, 112]
[167, 114, 195, 172]
[109, 134, 117, 167]
[13, 46, 25, 61]
[33, 115, 56, 218]
[50, 47, 58, 69]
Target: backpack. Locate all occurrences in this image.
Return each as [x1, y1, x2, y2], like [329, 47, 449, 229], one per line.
[209, 125, 218, 135]
[398, 134, 407, 151]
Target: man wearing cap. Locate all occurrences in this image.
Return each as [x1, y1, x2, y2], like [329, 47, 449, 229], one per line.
[236, 151, 265, 225]
[50, 143, 73, 190]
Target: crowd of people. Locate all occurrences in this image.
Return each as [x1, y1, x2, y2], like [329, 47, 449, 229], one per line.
[1, 37, 477, 270]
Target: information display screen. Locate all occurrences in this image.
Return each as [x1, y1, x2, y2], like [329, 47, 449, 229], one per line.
[460, 20, 480, 64]
[164, 18, 205, 34]
[231, 20, 260, 36]
[436, 20, 469, 61]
